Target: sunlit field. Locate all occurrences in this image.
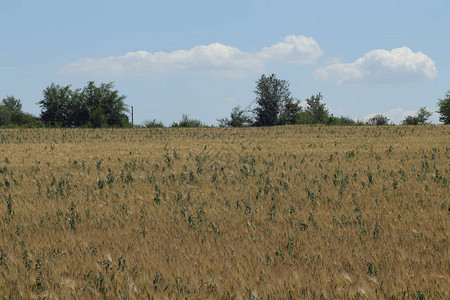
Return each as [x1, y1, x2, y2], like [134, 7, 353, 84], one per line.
[0, 126, 448, 299]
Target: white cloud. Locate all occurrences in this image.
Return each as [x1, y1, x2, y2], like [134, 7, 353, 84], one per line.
[315, 47, 438, 84]
[257, 35, 323, 64]
[61, 35, 323, 78]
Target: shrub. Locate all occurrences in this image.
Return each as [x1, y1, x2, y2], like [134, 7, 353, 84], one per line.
[367, 114, 389, 126]
[172, 114, 204, 128]
[143, 119, 164, 128]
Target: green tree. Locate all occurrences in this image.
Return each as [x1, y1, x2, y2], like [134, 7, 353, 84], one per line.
[0, 106, 11, 126]
[279, 98, 301, 125]
[2, 96, 22, 114]
[416, 107, 432, 124]
[367, 114, 389, 126]
[304, 93, 329, 124]
[91, 107, 108, 128]
[253, 74, 292, 126]
[218, 106, 253, 127]
[402, 107, 432, 125]
[1, 96, 42, 127]
[38, 84, 73, 127]
[66, 89, 90, 127]
[437, 91, 450, 124]
[80, 81, 129, 127]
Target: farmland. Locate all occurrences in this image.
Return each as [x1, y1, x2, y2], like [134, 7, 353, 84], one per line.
[0, 126, 448, 299]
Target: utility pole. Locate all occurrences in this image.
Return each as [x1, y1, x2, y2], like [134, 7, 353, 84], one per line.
[131, 106, 134, 127]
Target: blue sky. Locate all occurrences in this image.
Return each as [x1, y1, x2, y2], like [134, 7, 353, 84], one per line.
[1, 0, 449, 125]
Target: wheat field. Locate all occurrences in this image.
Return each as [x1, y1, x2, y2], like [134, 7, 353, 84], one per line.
[0, 126, 448, 299]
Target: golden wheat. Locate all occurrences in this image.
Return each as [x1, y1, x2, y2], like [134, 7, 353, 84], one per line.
[0, 126, 448, 299]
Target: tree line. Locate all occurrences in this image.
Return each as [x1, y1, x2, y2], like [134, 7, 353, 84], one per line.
[38, 82, 129, 127]
[1, 81, 129, 128]
[217, 74, 448, 128]
[1, 76, 449, 128]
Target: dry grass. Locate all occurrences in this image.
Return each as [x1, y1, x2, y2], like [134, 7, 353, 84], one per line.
[0, 126, 448, 299]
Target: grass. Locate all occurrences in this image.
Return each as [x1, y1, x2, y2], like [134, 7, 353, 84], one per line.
[0, 125, 448, 298]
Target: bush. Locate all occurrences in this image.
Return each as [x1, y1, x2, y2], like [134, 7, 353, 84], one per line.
[171, 114, 204, 128]
[296, 111, 314, 124]
[327, 116, 361, 126]
[401, 115, 419, 125]
[218, 106, 252, 127]
[367, 114, 390, 126]
[143, 119, 164, 128]
[13, 113, 44, 128]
